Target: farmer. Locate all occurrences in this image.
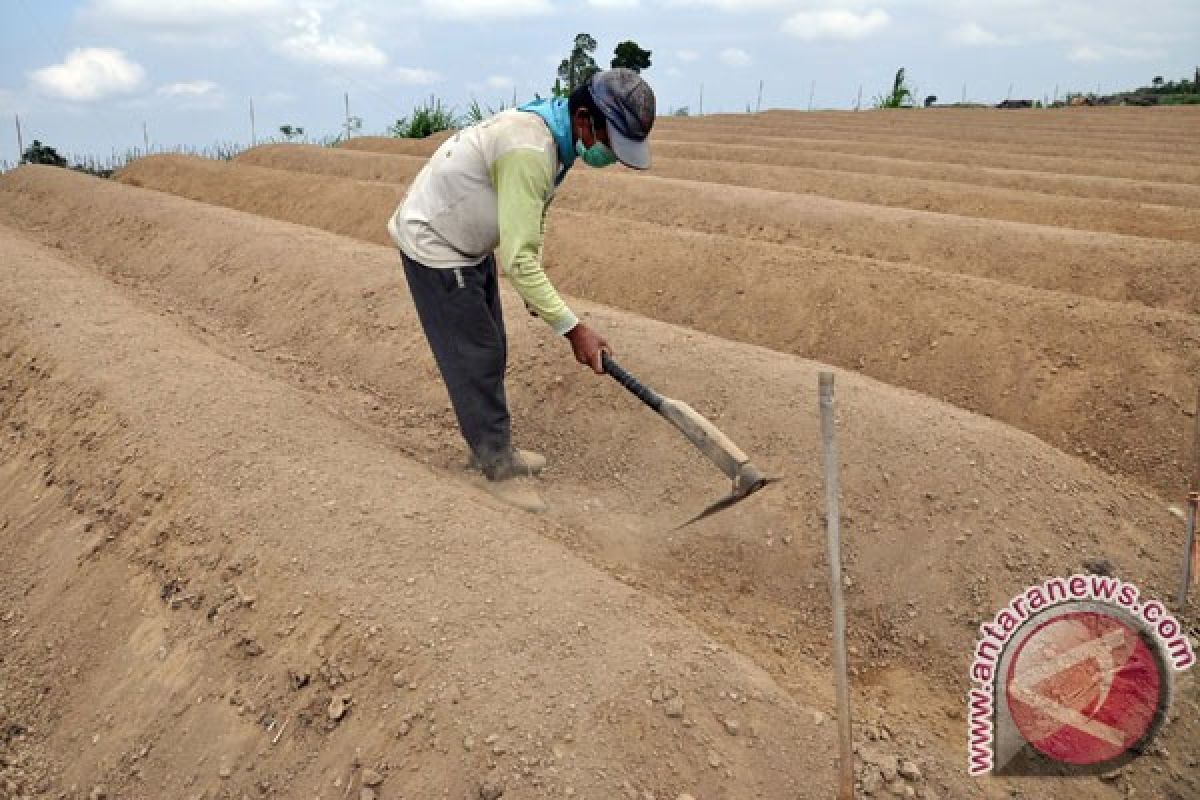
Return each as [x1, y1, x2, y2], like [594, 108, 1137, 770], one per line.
[388, 68, 656, 512]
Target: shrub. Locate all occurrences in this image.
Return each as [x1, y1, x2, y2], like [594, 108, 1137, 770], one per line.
[391, 96, 459, 139]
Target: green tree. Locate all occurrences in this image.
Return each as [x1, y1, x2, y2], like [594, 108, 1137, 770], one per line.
[611, 40, 652, 72]
[557, 33, 600, 94]
[874, 67, 913, 109]
[278, 124, 305, 141]
[20, 139, 67, 168]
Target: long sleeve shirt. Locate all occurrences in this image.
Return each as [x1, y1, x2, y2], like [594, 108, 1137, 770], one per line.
[388, 109, 578, 335]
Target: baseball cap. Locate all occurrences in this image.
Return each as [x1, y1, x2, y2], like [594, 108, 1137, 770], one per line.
[589, 68, 656, 169]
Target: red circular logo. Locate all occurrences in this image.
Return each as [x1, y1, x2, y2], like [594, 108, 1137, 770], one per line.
[1005, 610, 1166, 766]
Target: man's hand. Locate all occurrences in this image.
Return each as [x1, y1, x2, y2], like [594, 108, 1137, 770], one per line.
[565, 322, 610, 374]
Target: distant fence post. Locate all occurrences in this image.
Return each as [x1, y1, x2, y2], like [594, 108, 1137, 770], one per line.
[756, 79, 763, 113]
[699, 82, 704, 116]
[855, 85, 862, 111]
[249, 97, 257, 147]
[15, 113, 24, 161]
[344, 92, 352, 141]
[808, 80, 815, 111]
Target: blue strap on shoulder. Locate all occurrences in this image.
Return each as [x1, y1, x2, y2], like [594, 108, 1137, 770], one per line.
[518, 97, 576, 185]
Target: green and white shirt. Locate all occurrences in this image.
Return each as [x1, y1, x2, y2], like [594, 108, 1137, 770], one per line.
[388, 109, 578, 335]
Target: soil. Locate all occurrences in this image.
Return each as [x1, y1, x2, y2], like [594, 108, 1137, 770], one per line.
[3, 107, 1199, 800]
[112, 153, 1200, 497]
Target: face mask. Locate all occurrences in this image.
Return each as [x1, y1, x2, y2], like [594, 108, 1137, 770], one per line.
[575, 139, 617, 168]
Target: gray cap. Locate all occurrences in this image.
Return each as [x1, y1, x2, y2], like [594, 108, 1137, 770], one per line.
[590, 68, 656, 169]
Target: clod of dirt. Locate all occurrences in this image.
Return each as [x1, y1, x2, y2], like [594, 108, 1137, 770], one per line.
[327, 694, 350, 722]
[1083, 557, 1116, 576]
[361, 768, 383, 787]
[898, 760, 922, 781]
[664, 696, 684, 718]
[479, 780, 504, 800]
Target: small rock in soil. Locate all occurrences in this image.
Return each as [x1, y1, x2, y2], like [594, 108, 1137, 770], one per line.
[328, 694, 349, 721]
[479, 780, 504, 800]
[664, 696, 684, 718]
[361, 768, 383, 787]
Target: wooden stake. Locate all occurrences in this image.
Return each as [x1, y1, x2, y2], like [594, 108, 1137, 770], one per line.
[344, 91, 351, 141]
[1181, 494, 1198, 608]
[249, 97, 257, 147]
[808, 80, 815, 111]
[818, 372, 855, 800]
[756, 79, 763, 114]
[15, 112, 24, 161]
[1178, 388, 1200, 608]
[142, 121, 149, 154]
[1192, 385, 1200, 491]
[855, 85, 862, 112]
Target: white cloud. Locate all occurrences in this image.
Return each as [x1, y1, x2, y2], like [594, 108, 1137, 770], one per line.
[783, 9, 890, 42]
[663, 0, 790, 9]
[948, 22, 1004, 47]
[588, 0, 639, 6]
[87, 0, 287, 30]
[157, 80, 219, 97]
[277, 7, 387, 69]
[677, 49, 699, 62]
[391, 67, 442, 85]
[719, 48, 751, 67]
[423, 0, 554, 20]
[666, 66, 683, 77]
[1067, 43, 1164, 62]
[486, 75, 515, 89]
[30, 48, 146, 102]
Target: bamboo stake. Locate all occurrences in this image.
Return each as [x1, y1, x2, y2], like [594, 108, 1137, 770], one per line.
[756, 79, 763, 114]
[15, 113, 24, 161]
[142, 121, 149, 154]
[344, 91, 351, 141]
[1192, 385, 1200, 491]
[855, 85, 862, 112]
[819, 372, 854, 800]
[1183, 387, 1200, 607]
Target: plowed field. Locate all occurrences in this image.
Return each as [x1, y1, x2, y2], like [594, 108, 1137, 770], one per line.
[2, 107, 1198, 800]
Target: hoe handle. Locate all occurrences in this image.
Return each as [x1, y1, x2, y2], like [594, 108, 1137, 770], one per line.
[602, 353, 663, 412]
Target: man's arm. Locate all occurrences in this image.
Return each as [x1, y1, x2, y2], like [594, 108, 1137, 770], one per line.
[492, 148, 578, 335]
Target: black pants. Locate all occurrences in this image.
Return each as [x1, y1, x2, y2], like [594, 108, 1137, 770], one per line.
[401, 251, 511, 470]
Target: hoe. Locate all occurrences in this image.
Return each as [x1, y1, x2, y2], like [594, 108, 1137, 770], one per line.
[602, 353, 774, 526]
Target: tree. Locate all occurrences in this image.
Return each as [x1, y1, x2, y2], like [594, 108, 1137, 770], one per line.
[20, 140, 67, 168]
[557, 33, 600, 94]
[278, 124, 305, 141]
[1152, 75, 1164, 88]
[611, 40, 652, 73]
[874, 67, 913, 109]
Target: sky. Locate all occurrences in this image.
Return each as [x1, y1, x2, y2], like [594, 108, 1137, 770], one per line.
[1, 0, 1197, 165]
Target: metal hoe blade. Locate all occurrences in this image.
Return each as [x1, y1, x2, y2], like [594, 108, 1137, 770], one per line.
[675, 463, 776, 529]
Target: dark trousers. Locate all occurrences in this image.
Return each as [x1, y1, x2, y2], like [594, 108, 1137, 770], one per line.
[401, 251, 511, 470]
